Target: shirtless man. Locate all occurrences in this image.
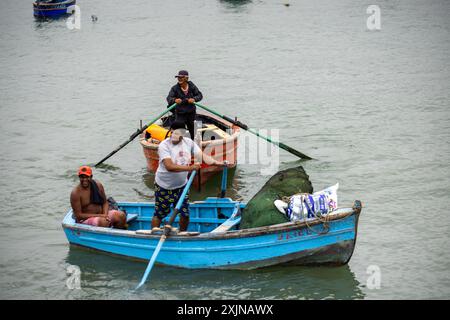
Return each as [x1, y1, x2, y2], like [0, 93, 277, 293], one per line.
[70, 165, 126, 228]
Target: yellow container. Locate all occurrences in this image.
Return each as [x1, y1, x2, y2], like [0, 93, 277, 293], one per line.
[145, 124, 170, 141]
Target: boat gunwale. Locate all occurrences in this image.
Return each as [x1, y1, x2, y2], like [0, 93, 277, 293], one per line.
[139, 129, 240, 149]
[34, 1, 75, 5]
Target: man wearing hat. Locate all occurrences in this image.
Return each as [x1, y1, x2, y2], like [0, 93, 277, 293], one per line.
[152, 124, 224, 232]
[166, 70, 203, 139]
[70, 166, 127, 228]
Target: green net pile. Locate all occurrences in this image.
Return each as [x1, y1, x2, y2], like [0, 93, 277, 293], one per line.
[240, 166, 313, 229]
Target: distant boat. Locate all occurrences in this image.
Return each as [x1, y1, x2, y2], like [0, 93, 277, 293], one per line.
[33, 0, 76, 18]
[62, 198, 362, 269]
[140, 110, 240, 188]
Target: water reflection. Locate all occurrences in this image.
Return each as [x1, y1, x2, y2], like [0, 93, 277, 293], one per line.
[33, 13, 70, 30]
[65, 246, 364, 299]
[219, 0, 252, 12]
[220, 0, 252, 6]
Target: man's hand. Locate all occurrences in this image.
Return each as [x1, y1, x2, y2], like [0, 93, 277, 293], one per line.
[189, 162, 201, 171]
[213, 160, 231, 167]
[187, 98, 195, 104]
[175, 98, 182, 104]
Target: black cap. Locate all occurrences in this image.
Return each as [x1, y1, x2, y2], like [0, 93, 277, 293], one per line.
[175, 70, 189, 78]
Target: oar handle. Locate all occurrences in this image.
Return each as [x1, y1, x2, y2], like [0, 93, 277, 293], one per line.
[164, 170, 197, 235]
[95, 103, 178, 167]
[220, 161, 228, 198]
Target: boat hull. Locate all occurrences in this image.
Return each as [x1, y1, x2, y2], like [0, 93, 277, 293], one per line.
[33, 0, 76, 18]
[62, 199, 362, 270]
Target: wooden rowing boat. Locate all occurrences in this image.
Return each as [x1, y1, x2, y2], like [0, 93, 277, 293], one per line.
[62, 198, 362, 269]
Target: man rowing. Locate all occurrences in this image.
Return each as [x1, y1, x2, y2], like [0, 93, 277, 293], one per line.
[152, 122, 225, 233]
[70, 166, 127, 229]
[166, 70, 203, 139]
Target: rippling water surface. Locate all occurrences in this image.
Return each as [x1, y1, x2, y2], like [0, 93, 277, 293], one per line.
[0, 0, 449, 299]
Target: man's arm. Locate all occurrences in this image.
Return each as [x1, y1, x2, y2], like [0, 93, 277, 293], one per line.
[190, 83, 203, 103]
[199, 152, 222, 166]
[162, 158, 199, 172]
[192, 141, 222, 166]
[166, 86, 178, 105]
[70, 190, 107, 221]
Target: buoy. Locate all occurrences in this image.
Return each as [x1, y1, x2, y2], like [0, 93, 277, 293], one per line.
[91, 15, 98, 22]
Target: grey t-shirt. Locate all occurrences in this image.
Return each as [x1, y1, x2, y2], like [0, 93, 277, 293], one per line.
[155, 137, 202, 190]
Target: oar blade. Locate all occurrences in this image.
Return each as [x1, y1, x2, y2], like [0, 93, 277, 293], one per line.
[135, 234, 166, 290]
[194, 102, 313, 160]
[278, 142, 313, 160]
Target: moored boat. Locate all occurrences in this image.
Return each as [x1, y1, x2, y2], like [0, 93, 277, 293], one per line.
[33, 0, 76, 18]
[139, 110, 240, 188]
[62, 198, 362, 269]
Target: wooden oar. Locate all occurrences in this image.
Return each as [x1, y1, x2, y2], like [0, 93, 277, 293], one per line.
[95, 103, 177, 167]
[135, 170, 197, 290]
[194, 103, 313, 160]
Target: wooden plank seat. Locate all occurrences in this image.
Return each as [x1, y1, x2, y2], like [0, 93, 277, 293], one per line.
[211, 207, 241, 233]
[126, 213, 139, 223]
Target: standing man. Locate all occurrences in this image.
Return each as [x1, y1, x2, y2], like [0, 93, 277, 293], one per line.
[70, 166, 127, 229]
[152, 123, 223, 233]
[166, 70, 203, 139]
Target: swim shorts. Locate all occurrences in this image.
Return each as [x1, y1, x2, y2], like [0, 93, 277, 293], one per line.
[154, 183, 189, 219]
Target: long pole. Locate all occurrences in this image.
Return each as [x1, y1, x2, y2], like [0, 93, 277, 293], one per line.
[135, 170, 197, 290]
[95, 103, 177, 167]
[194, 103, 312, 160]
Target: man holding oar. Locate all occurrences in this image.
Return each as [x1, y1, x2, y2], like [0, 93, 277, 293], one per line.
[152, 122, 224, 232]
[166, 70, 203, 139]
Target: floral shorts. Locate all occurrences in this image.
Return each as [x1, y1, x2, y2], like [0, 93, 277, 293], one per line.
[154, 183, 189, 219]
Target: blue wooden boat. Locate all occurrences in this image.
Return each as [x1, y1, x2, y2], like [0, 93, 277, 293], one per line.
[33, 0, 76, 18]
[62, 197, 362, 269]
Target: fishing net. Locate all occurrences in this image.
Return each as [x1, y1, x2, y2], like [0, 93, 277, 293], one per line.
[240, 166, 313, 229]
